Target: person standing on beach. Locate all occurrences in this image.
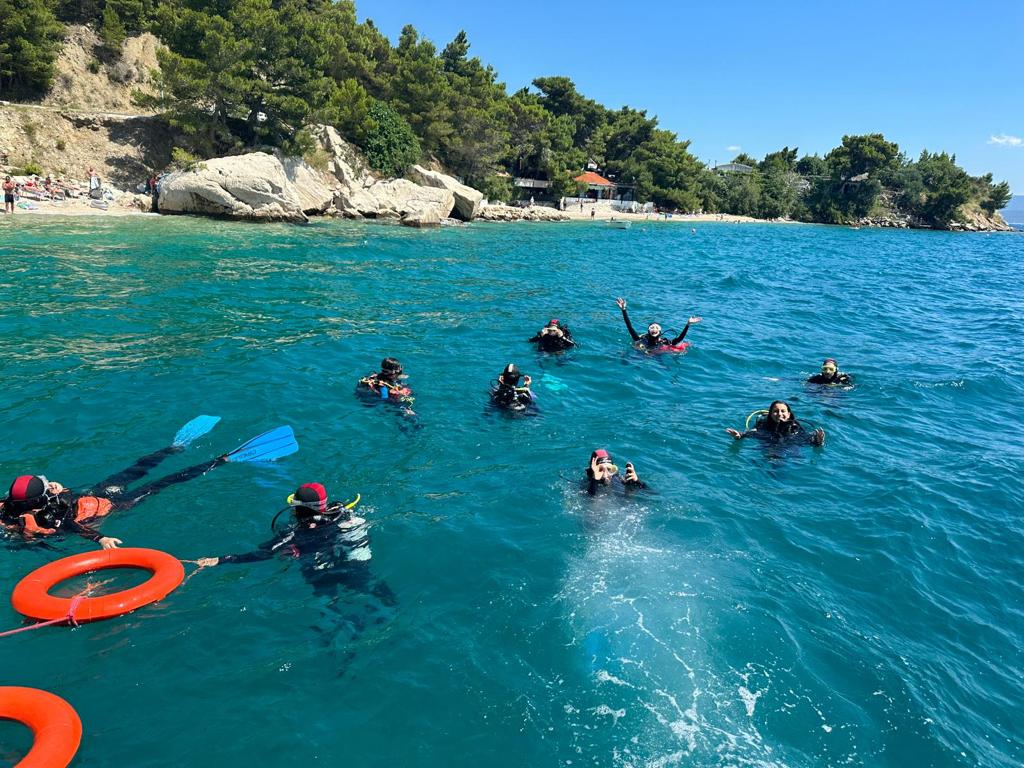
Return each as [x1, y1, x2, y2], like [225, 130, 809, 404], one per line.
[88, 167, 101, 199]
[3, 176, 15, 214]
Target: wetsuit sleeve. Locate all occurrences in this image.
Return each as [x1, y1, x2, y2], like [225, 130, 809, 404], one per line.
[669, 322, 692, 346]
[219, 534, 282, 564]
[620, 308, 641, 342]
[806, 374, 826, 384]
[65, 518, 103, 542]
[528, 333, 542, 343]
[586, 469, 599, 496]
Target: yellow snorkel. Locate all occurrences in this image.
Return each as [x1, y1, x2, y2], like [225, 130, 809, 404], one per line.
[745, 409, 769, 431]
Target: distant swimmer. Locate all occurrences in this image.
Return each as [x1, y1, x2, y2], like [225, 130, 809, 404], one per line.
[196, 482, 393, 603]
[586, 449, 646, 496]
[806, 358, 852, 386]
[616, 297, 701, 352]
[491, 363, 535, 411]
[358, 357, 415, 414]
[726, 401, 825, 446]
[528, 318, 576, 352]
[0, 417, 298, 548]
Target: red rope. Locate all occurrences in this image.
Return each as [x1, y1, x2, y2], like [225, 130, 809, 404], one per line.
[0, 591, 85, 638]
[1, 559, 205, 638]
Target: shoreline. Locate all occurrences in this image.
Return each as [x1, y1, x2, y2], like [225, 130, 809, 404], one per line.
[554, 207, 791, 225]
[1, 196, 151, 217]
[2, 199, 1017, 233]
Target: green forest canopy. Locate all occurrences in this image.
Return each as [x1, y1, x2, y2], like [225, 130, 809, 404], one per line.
[0, 0, 1012, 225]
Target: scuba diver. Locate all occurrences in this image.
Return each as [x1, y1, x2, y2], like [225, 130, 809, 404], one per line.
[490, 363, 535, 411]
[196, 482, 394, 604]
[357, 357, 415, 416]
[726, 401, 825, 446]
[616, 297, 701, 351]
[528, 318, 576, 353]
[585, 449, 646, 496]
[0, 417, 298, 548]
[806, 358, 852, 386]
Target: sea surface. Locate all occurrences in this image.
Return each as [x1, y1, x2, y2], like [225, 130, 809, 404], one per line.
[0, 216, 1022, 768]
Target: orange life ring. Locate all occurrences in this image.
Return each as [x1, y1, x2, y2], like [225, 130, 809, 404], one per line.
[11, 548, 184, 623]
[0, 686, 82, 768]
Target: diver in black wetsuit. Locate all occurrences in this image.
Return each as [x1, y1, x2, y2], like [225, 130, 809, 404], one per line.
[615, 297, 701, 350]
[806, 358, 852, 386]
[528, 319, 576, 352]
[726, 400, 825, 446]
[197, 483, 393, 603]
[2, 447, 225, 548]
[490, 363, 535, 411]
[585, 449, 646, 496]
[357, 357, 415, 415]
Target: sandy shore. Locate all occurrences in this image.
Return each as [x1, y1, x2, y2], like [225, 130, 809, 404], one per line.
[2, 196, 150, 217]
[556, 207, 791, 224]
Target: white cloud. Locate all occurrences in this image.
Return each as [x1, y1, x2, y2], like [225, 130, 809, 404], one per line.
[988, 134, 1023, 147]
[726, 145, 742, 152]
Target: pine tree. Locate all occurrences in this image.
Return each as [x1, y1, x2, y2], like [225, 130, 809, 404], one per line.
[0, 0, 64, 99]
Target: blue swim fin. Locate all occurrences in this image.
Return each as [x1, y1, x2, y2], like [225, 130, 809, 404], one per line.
[172, 415, 221, 447]
[224, 425, 298, 463]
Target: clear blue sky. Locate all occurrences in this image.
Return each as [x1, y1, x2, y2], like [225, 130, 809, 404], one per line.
[358, 0, 1024, 193]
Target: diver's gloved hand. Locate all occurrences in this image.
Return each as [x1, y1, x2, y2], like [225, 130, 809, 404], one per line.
[623, 463, 640, 484]
[616, 297, 627, 311]
[726, 428, 744, 440]
[195, 557, 219, 567]
[687, 316, 702, 325]
[98, 536, 122, 549]
[811, 428, 826, 447]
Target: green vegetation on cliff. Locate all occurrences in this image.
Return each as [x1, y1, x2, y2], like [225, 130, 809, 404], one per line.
[0, 0, 1011, 228]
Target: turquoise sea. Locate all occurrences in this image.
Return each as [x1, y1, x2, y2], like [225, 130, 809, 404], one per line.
[1, 216, 1022, 767]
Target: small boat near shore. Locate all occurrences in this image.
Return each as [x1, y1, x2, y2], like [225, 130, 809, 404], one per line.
[606, 218, 632, 230]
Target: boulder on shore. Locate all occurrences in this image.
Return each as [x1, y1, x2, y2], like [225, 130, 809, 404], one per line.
[306, 127, 453, 223]
[279, 155, 335, 214]
[401, 208, 442, 228]
[408, 164, 483, 221]
[478, 204, 570, 222]
[364, 178, 454, 222]
[158, 152, 307, 223]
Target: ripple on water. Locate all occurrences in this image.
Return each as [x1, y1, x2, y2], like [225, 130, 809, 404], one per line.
[0, 218, 1021, 767]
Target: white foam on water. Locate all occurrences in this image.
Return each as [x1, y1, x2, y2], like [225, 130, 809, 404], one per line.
[739, 686, 760, 717]
[592, 704, 627, 725]
[555, 499, 789, 767]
